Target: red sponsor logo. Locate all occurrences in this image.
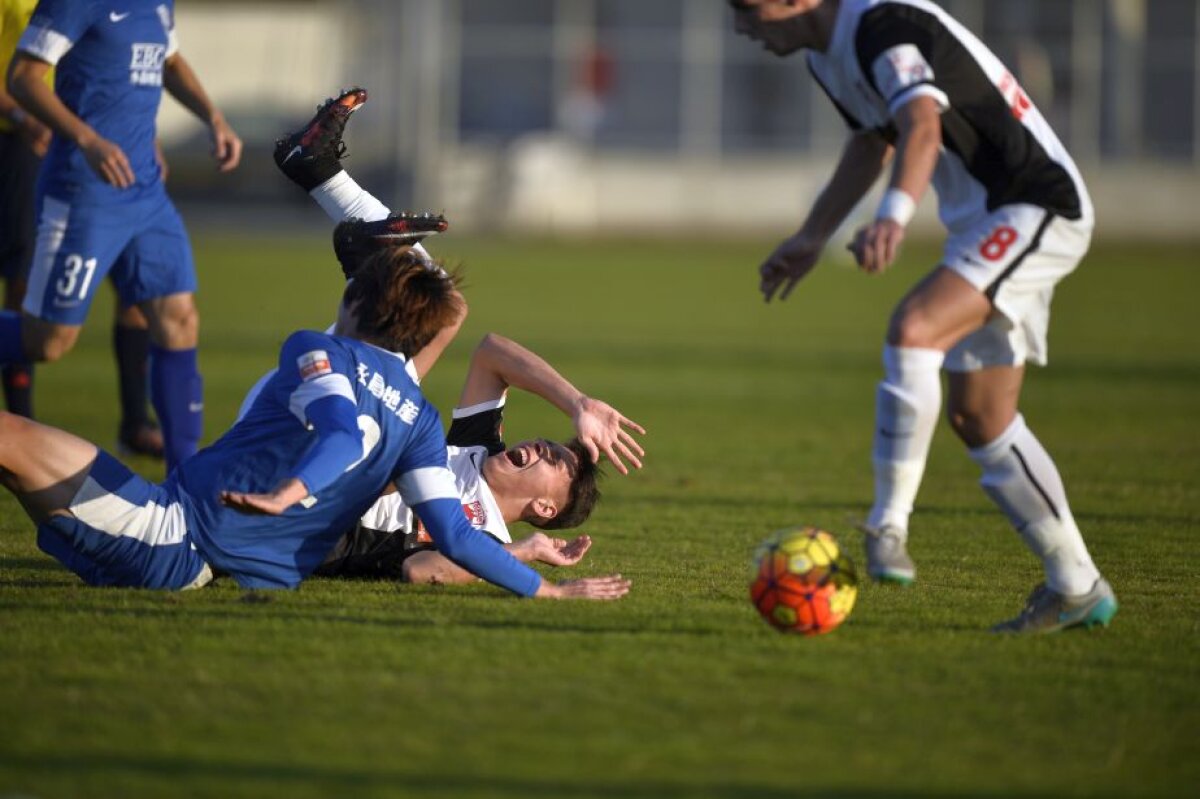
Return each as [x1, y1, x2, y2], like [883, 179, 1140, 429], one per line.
[297, 349, 332, 381]
[462, 500, 486, 527]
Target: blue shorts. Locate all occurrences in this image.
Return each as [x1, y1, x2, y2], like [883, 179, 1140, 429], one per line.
[37, 451, 211, 590]
[23, 188, 196, 325]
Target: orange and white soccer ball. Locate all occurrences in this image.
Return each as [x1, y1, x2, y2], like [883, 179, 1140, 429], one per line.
[750, 526, 858, 635]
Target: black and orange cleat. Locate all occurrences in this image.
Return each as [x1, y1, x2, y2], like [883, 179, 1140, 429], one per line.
[274, 87, 368, 191]
[333, 212, 449, 278]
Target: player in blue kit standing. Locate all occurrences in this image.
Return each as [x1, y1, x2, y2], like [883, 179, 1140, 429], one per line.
[2, 0, 242, 470]
[0, 245, 630, 599]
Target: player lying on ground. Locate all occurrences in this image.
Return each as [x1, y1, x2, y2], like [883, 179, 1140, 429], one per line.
[266, 88, 645, 585]
[731, 0, 1115, 632]
[0, 247, 629, 600]
[311, 331, 634, 586]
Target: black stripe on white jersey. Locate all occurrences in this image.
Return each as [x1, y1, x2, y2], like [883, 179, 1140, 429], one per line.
[807, 56, 864, 131]
[854, 2, 1082, 220]
[807, 55, 898, 144]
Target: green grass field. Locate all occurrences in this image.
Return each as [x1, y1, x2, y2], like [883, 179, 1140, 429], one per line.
[1, 232, 1197, 798]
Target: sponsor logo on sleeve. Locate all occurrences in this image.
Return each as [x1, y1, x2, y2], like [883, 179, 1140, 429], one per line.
[873, 44, 935, 101]
[463, 500, 487, 528]
[296, 350, 333, 381]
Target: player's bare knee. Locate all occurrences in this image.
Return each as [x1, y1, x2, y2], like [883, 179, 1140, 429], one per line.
[0, 411, 35, 456]
[23, 326, 79, 362]
[886, 309, 937, 349]
[947, 403, 1011, 448]
[150, 299, 200, 349]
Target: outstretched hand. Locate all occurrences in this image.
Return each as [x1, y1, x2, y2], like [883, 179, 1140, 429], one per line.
[516, 533, 593, 567]
[220, 478, 309, 515]
[759, 232, 823, 302]
[573, 396, 646, 475]
[536, 574, 631, 600]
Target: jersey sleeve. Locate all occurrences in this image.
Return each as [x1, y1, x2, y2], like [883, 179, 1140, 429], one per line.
[161, 2, 179, 58]
[278, 331, 357, 425]
[393, 405, 541, 596]
[446, 397, 506, 454]
[277, 331, 363, 494]
[854, 6, 950, 117]
[18, 0, 97, 65]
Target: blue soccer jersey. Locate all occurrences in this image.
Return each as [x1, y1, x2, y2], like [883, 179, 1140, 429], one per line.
[174, 331, 541, 595]
[18, 0, 176, 202]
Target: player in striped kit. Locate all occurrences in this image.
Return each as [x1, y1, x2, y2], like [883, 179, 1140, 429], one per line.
[730, 0, 1116, 632]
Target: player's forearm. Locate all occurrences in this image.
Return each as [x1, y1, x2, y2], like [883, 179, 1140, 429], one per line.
[472, 333, 583, 417]
[7, 56, 92, 146]
[800, 132, 892, 244]
[163, 54, 222, 127]
[414, 497, 541, 596]
[290, 396, 363, 495]
[402, 541, 532, 585]
[409, 290, 468, 380]
[887, 99, 942, 205]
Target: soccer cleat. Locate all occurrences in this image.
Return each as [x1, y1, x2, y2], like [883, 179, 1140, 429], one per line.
[860, 523, 916, 585]
[332, 212, 449, 278]
[991, 578, 1118, 634]
[117, 421, 165, 460]
[274, 87, 368, 191]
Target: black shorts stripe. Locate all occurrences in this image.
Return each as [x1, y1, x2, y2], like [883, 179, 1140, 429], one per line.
[1010, 444, 1061, 521]
[984, 211, 1054, 301]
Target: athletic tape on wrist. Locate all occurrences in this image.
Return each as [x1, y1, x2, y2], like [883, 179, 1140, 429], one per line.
[876, 189, 916, 227]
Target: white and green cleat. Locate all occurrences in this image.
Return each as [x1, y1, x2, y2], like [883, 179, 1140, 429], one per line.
[992, 578, 1118, 634]
[860, 523, 916, 586]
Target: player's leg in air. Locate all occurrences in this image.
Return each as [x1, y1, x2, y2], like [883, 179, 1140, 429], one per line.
[273, 88, 444, 262]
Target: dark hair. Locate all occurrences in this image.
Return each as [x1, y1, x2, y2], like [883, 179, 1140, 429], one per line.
[342, 247, 464, 356]
[535, 438, 602, 531]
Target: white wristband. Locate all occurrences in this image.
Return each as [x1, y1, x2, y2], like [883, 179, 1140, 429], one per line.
[876, 188, 916, 227]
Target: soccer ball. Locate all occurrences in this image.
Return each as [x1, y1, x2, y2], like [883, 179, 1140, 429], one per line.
[750, 526, 858, 635]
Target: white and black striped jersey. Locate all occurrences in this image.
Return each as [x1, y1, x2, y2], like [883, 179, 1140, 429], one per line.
[806, 0, 1092, 231]
[315, 401, 512, 579]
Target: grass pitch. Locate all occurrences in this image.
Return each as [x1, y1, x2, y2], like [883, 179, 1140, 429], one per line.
[1, 230, 1197, 798]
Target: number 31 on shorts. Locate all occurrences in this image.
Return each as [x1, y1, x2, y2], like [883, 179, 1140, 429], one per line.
[55, 254, 99, 301]
[979, 226, 1019, 261]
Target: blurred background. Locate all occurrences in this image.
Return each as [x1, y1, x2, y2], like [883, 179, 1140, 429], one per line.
[160, 0, 1200, 238]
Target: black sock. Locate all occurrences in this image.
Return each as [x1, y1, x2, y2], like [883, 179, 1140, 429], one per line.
[113, 323, 152, 435]
[1, 363, 33, 418]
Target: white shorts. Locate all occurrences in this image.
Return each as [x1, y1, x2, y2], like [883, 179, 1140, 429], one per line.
[942, 204, 1092, 371]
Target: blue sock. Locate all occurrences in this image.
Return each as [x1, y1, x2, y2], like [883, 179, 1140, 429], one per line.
[150, 346, 203, 471]
[0, 311, 26, 364]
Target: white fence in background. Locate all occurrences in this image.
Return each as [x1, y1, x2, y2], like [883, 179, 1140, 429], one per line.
[161, 0, 1200, 237]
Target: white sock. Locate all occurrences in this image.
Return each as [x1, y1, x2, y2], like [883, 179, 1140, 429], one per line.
[968, 414, 1100, 596]
[309, 170, 391, 223]
[867, 346, 944, 538]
